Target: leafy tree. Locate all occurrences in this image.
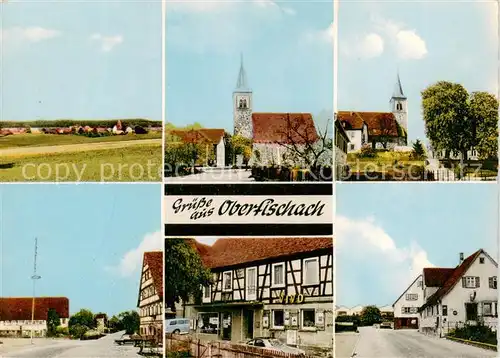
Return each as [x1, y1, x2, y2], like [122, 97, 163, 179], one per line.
[469, 91, 499, 159]
[118, 311, 140, 335]
[69, 324, 88, 340]
[360, 306, 382, 326]
[412, 139, 426, 159]
[374, 113, 399, 149]
[108, 315, 123, 333]
[231, 135, 253, 166]
[165, 239, 212, 313]
[422, 81, 492, 161]
[68, 309, 95, 338]
[46, 308, 60, 337]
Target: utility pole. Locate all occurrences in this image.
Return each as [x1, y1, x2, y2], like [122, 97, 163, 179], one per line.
[30, 238, 41, 344]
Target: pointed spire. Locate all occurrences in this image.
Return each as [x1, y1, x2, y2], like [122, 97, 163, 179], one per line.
[235, 53, 250, 91]
[392, 72, 406, 99]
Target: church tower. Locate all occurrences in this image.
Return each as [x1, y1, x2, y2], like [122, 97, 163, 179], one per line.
[390, 72, 408, 135]
[233, 54, 253, 139]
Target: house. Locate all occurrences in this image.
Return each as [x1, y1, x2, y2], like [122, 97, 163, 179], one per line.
[335, 118, 350, 180]
[392, 275, 424, 329]
[184, 237, 333, 352]
[112, 120, 124, 135]
[169, 129, 225, 168]
[335, 306, 350, 317]
[419, 250, 498, 337]
[95, 313, 107, 333]
[338, 74, 408, 152]
[137, 251, 163, 337]
[0, 297, 69, 338]
[233, 55, 331, 168]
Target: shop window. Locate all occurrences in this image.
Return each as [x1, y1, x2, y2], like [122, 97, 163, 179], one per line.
[301, 309, 316, 329]
[272, 263, 285, 288]
[304, 258, 319, 285]
[272, 310, 284, 329]
[199, 313, 219, 334]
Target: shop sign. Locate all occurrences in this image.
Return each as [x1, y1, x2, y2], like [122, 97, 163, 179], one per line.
[209, 317, 219, 325]
[278, 292, 305, 304]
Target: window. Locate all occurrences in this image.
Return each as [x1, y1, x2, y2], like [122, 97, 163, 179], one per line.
[489, 276, 497, 289]
[402, 307, 411, 314]
[199, 313, 219, 334]
[223, 271, 233, 292]
[406, 294, 418, 301]
[272, 263, 285, 288]
[463, 276, 480, 288]
[483, 302, 493, 316]
[349, 144, 355, 151]
[304, 258, 319, 285]
[272, 310, 284, 329]
[396, 102, 403, 111]
[301, 309, 316, 329]
[246, 267, 257, 301]
[443, 305, 448, 316]
[480, 257, 485, 264]
[203, 285, 211, 302]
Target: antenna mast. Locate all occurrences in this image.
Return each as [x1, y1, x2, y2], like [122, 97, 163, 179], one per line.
[30, 238, 41, 344]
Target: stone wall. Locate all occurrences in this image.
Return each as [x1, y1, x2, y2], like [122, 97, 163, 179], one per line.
[251, 142, 333, 168]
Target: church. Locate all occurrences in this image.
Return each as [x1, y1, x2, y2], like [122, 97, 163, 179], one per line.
[232, 56, 332, 168]
[337, 74, 408, 152]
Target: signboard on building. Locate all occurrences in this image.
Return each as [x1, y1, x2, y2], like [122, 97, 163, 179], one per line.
[209, 317, 219, 325]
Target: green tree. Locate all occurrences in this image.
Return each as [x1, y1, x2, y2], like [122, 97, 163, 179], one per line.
[469, 91, 499, 159]
[422, 82, 475, 160]
[412, 139, 426, 159]
[108, 315, 123, 333]
[118, 311, 140, 335]
[231, 135, 253, 166]
[360, 306, 382, 326]
[46, 308, 60, 337]
[165, 239, 212, 313]
[69, 324, 88, 340]
[68, 309, 95, 338]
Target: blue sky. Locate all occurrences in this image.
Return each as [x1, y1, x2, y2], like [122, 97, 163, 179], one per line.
[1, 1, 161, 121]
[0, 184, 162, 316]
[166, 0, 333, 133]
[336, 183, 498, 307]
[338, 1, 497, 143]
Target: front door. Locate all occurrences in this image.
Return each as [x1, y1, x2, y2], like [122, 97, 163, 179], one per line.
[465, 303, 478, 321]
[243, 309, 254, 339]
[221, 313, 232, 341]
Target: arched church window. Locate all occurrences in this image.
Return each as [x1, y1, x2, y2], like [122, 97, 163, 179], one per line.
[239, 99, 243, 108]
[242, 98, 247, 108]
[396, 103, 402, 111]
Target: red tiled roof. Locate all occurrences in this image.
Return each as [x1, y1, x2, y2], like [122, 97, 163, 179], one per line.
[338, 111, 400, 137]
[190, 237, 333, 269]
[421, 250, 484, 309]
[423, 268, 455, 287]
[0, 297, 69, 321]
[252, 113, 319, 144]
[144, 251, 163, 299]
[169, 129, 225, 144]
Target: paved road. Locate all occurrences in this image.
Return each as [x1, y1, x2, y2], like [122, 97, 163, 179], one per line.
[165, 168, 254, 182]
[0, 139, 161, 157]
[335, 333, 359, 358]
[353, 327, 496, 358]
[2, 332, 142, 357]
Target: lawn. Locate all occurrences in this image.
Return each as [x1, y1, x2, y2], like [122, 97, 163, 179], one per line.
[0, 132, 162, 149]
[0, 144, 162, 182]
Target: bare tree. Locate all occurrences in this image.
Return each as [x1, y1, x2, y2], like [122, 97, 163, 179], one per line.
[374, 113, 396, 149]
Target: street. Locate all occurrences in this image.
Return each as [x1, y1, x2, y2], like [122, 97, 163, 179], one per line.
[1, 331, 142, 358]
[343, 327, 496, 358]
[165, 168, 254, 182]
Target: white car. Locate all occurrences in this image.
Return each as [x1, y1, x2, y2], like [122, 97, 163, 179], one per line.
[246, 338, 306, 356]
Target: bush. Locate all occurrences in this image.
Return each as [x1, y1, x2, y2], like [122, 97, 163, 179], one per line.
[358, 145, 376, 158]
[134, 125, 148, 134]
[56, 326, 69, 337]
[448, 324, 497, 345]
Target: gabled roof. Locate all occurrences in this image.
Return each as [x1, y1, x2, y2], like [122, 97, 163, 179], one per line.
[338, 111, 401, 137]
[423, 268, 454, 287]
[420, 249, 495, 310]
[252, 113, 319, 144]
[0, 297, 69, 321]
[143, 251, 163, 299]
[392, 275, 422, 307]
[169, 129, 225, 144]
[189, 237, 332, 269]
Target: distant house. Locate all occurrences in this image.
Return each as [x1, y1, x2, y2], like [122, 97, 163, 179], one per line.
[335, 306, 350, 317]
[113, 120, 124, 135]
[95, 313, 107, 333]
[419, 249, 498, 337]
[169, 128, 225, 168]
[392, 275, 423, 329]
[138, 251, 163, 337]
[0, 297, 70, 338]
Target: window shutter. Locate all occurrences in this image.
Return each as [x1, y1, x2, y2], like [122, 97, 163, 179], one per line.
[462, 277, 466, 288]
[489, 277, 493, 288]
[476, 277, 480, 288]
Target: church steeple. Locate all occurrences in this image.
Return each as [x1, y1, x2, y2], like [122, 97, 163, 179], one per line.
[235, 53, 250, 91]
[392, 72, 406, 99]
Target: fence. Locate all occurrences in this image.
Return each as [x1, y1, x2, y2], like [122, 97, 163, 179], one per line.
[166, 334, 315, 358]
[424, 169, 497, 182]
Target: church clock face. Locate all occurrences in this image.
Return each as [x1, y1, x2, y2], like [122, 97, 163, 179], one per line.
[236, 95, 250, 109]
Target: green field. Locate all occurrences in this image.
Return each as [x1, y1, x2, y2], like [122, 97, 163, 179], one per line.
[0, 133, 162, 149]
[0, 144, 162, 182]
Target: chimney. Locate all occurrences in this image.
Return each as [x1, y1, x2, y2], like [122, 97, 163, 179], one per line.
[459, 252, 464, 264]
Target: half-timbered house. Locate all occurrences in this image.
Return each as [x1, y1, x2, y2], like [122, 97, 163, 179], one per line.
[137, 251, 163, 337]
[184, 237, 334, 352]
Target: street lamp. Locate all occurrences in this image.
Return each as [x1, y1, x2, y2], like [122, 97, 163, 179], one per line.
[30, 238, 41, 344]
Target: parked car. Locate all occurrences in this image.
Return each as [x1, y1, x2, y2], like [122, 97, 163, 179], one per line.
[165, 318, 190, 334]
[246, 338, 305, 356]
[380, 321, 393, 329]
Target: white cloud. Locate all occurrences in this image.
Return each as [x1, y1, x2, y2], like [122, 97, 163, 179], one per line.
[374, 17, 427, 60]
[0, 26, 61, 44]
[106, 231, 162, 277]
[90, 33, 123, 52]
[342, 32, 384, 59]
[301, 23, 334, 45]
[336, 216, 434, 304]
